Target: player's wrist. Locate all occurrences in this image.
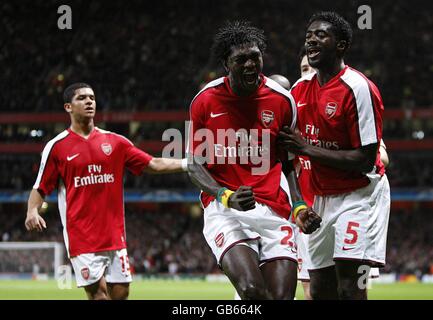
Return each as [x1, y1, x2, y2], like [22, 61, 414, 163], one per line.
[292, 200, 308, 220]
[217, 187, 235, 208]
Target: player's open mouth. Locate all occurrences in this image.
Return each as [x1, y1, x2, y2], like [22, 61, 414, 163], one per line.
[243, 73, 258, 85]
[307, 48, 321, 59]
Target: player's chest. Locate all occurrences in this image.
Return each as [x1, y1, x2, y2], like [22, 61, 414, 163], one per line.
[57, 139, 119, 173]
[297, 86, 349, 130]
[204, 100, 283, 135]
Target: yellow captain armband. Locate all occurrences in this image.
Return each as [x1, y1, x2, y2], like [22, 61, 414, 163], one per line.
[217, 187, 235, 208]
[292, 201, 308, 220]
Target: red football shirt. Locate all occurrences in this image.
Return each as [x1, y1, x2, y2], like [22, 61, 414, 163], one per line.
[290, 66, 385, 196]
[33, 127, 153, 257]
[188, 75, 297, 219]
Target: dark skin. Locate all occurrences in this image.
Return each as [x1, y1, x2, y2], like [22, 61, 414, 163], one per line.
[304, 21, 347, 86]
[278, 20, 374, 300]
[188, 43, 320, 299]
[278, 21, 377, 174]
[282, 160, 321, 234]
[224, 43, 263, 97]
[278, 126, 377, 174]
[84, 278, 130, 300]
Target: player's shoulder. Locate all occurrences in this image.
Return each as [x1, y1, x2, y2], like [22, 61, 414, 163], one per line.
[264, 76, 293, 100]
[94, 127, 134, 146]
[290, 71, 317, 91]
[44, 130, 70, 148]
[40, 130, 70, 157]
[263, 76, 296, 111]
[191, 77, 225, 104]
[340, 66, 379, 91]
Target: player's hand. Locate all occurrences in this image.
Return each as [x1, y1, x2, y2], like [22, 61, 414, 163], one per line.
[228, 186, 256, 211]
[277, 126, 308, 155]
[295, 207, 321, 234]
[25, 210, 47, 232]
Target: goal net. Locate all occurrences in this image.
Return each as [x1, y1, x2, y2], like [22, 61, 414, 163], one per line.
[0, 242, 64, 280]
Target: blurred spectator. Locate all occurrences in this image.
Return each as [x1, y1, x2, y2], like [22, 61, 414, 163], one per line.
[1, 0, 432, 112]
[0, 203, 432, 276]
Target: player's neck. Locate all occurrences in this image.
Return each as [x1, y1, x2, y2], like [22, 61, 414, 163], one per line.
[228, 75, 261, 97]
[70, 119, 95, 139]
[316, 60, 345, 86]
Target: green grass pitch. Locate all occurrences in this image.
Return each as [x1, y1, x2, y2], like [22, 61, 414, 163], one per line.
[0, 279, 432, 300]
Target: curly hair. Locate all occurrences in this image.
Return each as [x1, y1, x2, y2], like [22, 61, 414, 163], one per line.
[307, 11, 353, 51]
[211, 21, 266, 63]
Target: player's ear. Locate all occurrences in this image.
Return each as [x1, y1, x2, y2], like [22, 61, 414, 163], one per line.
[64, 103, 72, 113]
[336, 40, 347, 54]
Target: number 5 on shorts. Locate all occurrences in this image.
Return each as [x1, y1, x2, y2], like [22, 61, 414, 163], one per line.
[344, 221, 360, 245]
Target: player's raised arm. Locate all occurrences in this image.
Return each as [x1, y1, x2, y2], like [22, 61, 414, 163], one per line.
[25, 189, 47, 232]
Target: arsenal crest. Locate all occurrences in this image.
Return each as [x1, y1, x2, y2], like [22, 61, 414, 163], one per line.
[81, 267, 90, 280]
[101, 143, 112, 155]
[261, 110, 274, 127]
[215, 232, 224, 248]
[325, 102, 337, 119]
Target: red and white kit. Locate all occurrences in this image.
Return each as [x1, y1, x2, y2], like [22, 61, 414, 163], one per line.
[34, 127, 152, 285]
[290, 66, 390, 270]
[189, 75, 299, 265]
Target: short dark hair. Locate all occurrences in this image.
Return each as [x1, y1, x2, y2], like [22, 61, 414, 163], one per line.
[63, 83, 93, 103]
[307, 11, 353, 52]
[211, 21, 266, 63]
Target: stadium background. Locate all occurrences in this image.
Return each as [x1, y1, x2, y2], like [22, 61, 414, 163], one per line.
[1, 0, 432, 299]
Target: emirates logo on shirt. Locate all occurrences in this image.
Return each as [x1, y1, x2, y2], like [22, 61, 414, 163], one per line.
[325, 102, 338, 119]
[215, 232, 225, 248]
[261, 110, 274, 127]
[101, 143, 112, 155]
[81, 267, 90, 280]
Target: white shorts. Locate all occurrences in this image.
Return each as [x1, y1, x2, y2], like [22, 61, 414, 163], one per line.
[297, 235, 380, 280]
[70, 248, 132, 287]
[297, 232, 311, 281]
[203, 200, 298, 267]
[308, 173, 390, 270]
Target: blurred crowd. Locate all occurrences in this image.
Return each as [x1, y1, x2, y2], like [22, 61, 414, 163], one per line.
[2, 151, 433, 191]
[0, 203, 218, 275]
[0, 154, 192, 191]
[1, 0, 432, 112]
[2, 117, 433, 143]
[384, 208, 433, 276]
[0, 203, 432, 277]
